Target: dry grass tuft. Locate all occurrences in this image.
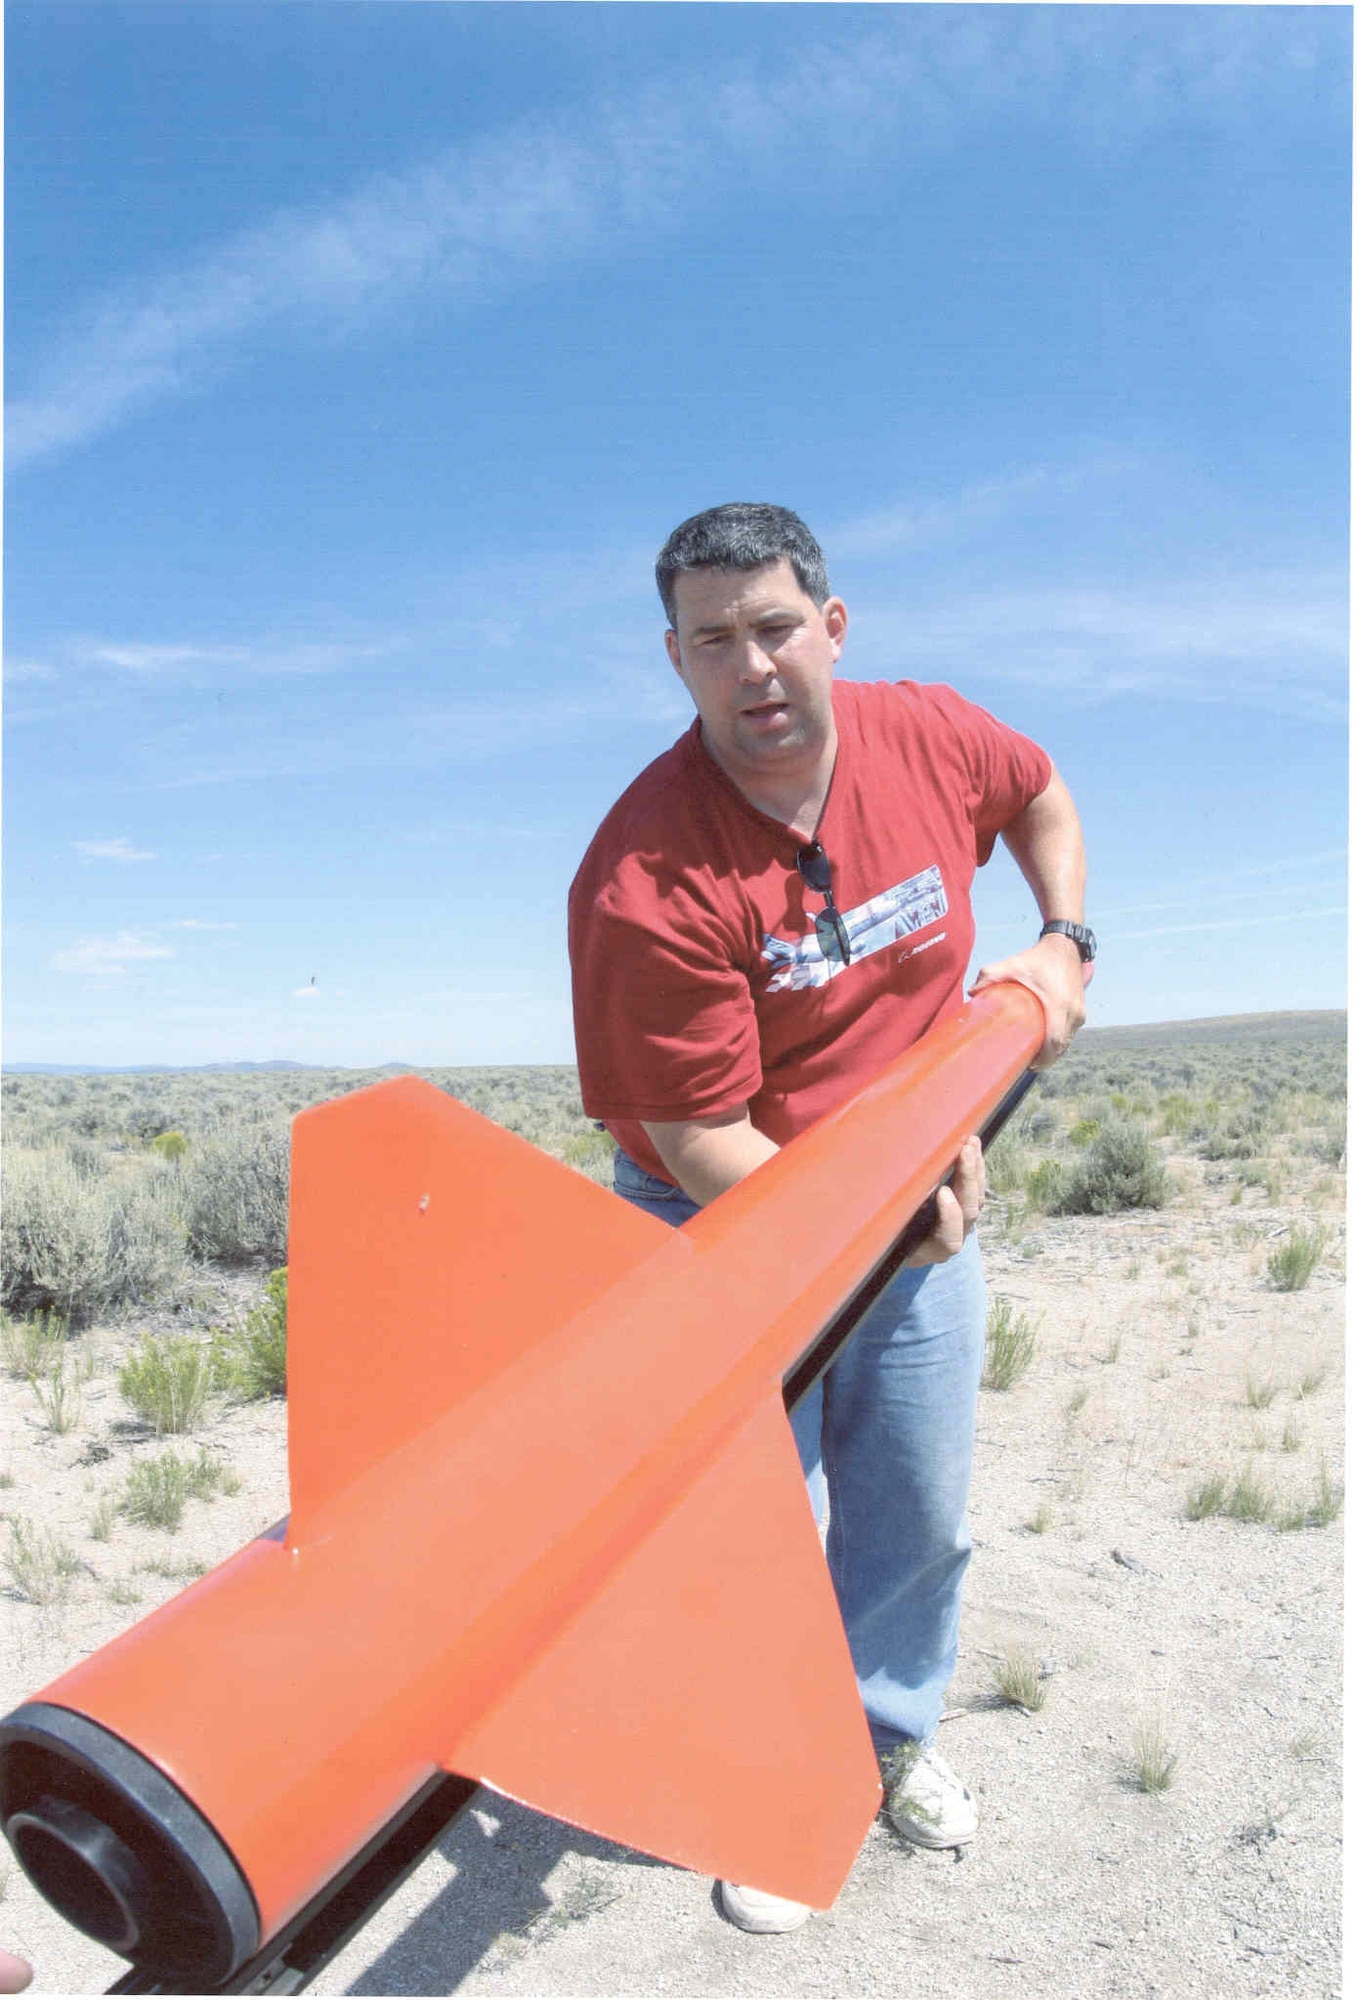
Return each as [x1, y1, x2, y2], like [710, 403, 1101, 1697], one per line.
[1129, 1711, 1178, 1794]
[4, 1518, 84, 1604]
[1243, 1370, 1278, 1409]
[991, 1645, 1047, 1713]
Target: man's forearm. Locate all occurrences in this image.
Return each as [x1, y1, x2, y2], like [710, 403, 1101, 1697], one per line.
[642, 1106, 984, 1267]
[999, 768, 1086, 922]
[640, 1109, 780, 1206]
[972, 764, 1089, 1066]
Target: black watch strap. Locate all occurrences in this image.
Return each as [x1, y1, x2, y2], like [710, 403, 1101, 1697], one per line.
[1040, 920, 1096, 962]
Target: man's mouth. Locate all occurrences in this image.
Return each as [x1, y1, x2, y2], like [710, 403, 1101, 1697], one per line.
[743, 699, 788, 720]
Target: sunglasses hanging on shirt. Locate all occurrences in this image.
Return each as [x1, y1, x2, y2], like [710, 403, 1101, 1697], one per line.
[796, 841, 853, 967]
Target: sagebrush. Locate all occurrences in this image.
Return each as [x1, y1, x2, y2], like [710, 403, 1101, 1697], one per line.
[119, 1334, 217, 1434]
[212, 1268, 287, 1400]
[982, 1298, 1039, 1391]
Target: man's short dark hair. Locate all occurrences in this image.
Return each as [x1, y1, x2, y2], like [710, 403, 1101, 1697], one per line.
[655, 503, 830, 626]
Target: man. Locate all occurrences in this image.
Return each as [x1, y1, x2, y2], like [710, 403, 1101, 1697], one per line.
[568, 503, 1090, 1934]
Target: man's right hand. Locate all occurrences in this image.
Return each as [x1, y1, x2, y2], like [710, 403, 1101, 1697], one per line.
[903, 1135, 985, 1266]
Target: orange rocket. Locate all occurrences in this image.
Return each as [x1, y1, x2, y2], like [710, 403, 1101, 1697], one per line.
[0, 982, 1045, 1985]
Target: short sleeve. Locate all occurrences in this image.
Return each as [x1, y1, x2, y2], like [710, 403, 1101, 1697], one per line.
[568, 893, 764, 1124]
[913, 684, 1052, 865]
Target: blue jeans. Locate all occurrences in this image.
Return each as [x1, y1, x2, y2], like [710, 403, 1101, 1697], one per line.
[613, 1149, 987, 1749]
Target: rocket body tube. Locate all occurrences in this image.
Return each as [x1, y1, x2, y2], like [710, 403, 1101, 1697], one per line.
[1, 984, 1044, 1981]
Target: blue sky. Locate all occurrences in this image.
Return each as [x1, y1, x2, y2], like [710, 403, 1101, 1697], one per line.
[5, 3, 1349, 1067]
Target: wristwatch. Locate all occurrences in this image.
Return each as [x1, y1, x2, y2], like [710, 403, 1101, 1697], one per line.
[1039, 920, 1097, 963]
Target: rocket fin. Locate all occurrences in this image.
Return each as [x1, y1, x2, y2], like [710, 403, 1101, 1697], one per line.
[449, 1393, 881, 1909]
[287, 1077, 672, 1534]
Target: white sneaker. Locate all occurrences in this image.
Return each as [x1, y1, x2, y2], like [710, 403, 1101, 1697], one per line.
[719, 1881, 812, 1933]
[883, 1742, 978, 1848]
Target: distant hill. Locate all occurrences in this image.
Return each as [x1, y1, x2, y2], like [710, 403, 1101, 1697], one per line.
[5, 1059, 321, 1075]
[1077, 1009, 1345, 1049]
[4, 1011, 1343, 1075]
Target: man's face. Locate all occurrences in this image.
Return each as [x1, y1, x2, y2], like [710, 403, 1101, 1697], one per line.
[665, 561, 847, 787]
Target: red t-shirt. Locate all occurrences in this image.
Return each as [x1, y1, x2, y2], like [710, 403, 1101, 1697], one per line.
[568, 679, 1051, 1183]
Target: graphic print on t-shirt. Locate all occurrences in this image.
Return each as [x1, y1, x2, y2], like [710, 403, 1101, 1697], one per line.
[762, 864, 949, 992]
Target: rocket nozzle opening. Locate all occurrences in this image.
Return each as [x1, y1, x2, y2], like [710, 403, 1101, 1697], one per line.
[0, 1703, 259, 1983]
[8, 1796, 147, 1952]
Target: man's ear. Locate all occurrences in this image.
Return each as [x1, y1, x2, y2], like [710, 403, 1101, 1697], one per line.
[664, 627, 684, 677]
[823, 596, 849, 659]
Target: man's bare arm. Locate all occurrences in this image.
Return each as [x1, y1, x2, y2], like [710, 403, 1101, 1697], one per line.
[970, 767, 1089, 1068]
[641, 1107, 778, 1207]
[641, 1112, 985, 1266]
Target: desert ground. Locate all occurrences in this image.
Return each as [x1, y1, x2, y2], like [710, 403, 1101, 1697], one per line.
[0, 1013, 1344, 1997]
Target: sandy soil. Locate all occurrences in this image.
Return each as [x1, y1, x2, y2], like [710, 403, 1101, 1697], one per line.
[0, 1157, 1343, 1998]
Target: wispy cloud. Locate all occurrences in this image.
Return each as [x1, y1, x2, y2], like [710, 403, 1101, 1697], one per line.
[171, 918, 238, 930]
[72, 836, 157, 862]
[1113, 905, 1346, 943]
[401, 821, 557, 845]
[846, 567, 1348, 717]
[9, 11, 1337, 468]
[81, 636, 401, 679]
[835, 457, 1140, 559]
[1099, 855, 1347, 923]
[149, 685, 657, 790]
[291, 983, 320, 1001]
[4, 658, 56, 683]
[51, 930, 174, 976]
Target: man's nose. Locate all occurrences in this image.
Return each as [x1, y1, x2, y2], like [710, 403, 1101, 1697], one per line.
[736, 638, 777, 682]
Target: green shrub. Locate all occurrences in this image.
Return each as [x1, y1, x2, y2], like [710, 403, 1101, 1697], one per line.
[29, 1349, 85, 1435]
[1, 1147, 187, 1324]
[5, 1519, 83, 1604]
[121, 1447, 237, 1532]
[211, 1269, 288, 1401]
[1024, 1159, 1068, 1213]
[982, 1298, 1039, 1391]
[1157, 1092, 1195, 1137]
[1198, 1110, 1268, 1161]
[1053, 1117, 1170, 1216]
[1068, 1118, 1100, 1147]
[182, 1122, 290, 1265]
[558, 1128, 616, 1186]
[149, 1130, 188, 1162]
[1, 1308, 67, 1381]
[119, 1333, 216, 1433]
[982, 1129, 1030, 1197]
[1266, 1225, 1328, 1293]
[1305, 1116, 1346, 1167]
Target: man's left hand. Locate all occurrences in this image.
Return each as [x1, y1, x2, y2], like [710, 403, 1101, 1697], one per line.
[904, 1135, 985, 1266]
[970, 932, 1090, 1068]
